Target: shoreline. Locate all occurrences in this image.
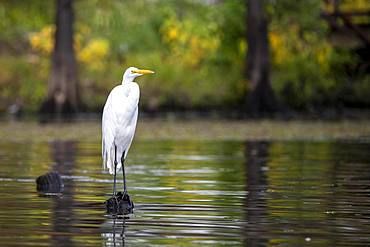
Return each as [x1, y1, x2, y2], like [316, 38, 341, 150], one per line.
[0, 118, 369, 142]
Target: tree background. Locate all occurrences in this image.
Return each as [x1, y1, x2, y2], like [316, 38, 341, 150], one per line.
[0, 0, 368, 115]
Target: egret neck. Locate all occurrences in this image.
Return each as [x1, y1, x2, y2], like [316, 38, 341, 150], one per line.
[122, 70, 135, 83]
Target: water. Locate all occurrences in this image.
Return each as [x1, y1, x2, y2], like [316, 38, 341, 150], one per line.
[0, 139, 369, 246]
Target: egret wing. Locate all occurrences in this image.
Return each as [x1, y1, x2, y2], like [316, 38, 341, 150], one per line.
[113, 84, 139, 160]
[102, 90, 117, 173]
[122, 106, 138, 159]
[102, 84, 140, 174]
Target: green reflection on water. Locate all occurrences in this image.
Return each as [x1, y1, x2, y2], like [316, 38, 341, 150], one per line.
[0, 138, 369, 246]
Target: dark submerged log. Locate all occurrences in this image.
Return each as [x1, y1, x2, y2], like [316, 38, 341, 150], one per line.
[36, 171, 64, 193]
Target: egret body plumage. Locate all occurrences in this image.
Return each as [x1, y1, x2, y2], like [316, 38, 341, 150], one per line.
[102, 66, 154, 195]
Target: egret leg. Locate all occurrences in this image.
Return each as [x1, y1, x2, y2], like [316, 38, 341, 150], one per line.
[121, 151, 127, 195]
[113, 145, 118, 196]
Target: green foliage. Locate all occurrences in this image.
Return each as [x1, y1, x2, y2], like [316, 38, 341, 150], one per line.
[74, 0, 247, 110]
[0, 0, 368, 113]
[0, 0, 53, 43]
[268, 0, 368, 109]
[0, 55, 47, 112]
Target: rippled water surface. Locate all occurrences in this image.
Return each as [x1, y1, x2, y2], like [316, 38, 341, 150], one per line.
[0, 139, 370, 246]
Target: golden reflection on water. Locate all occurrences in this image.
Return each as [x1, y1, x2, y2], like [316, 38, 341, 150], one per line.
[0, 139, 369, 246]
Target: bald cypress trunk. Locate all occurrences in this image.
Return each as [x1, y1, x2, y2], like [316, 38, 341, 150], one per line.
[245, 0, 277, 116]
[40, 0, 78, 120]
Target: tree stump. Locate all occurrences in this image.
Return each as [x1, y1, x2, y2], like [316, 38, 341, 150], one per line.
[105, 192, 134, 215]
[36, 171, 64, 194]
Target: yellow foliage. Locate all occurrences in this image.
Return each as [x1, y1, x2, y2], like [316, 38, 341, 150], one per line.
[78, 39, 110, 70]
[238, 39, 247, 56]
[269, 25, 333, 73]
[167, 26, 179, 41]
[29, 25, 110, 70]
[161, 16, 220, 67]
[340, 0, 369, 11]
[29, 25, 55, 54]
[74, 33, 82, 52]
[269, 31, 289, 65]
[316, 43, 332, 72]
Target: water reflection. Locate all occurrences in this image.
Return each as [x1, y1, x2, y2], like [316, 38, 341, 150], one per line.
[101, 217, 126, 247]
[244, 141, 269, 246]
[0, 139, 369, 246]
[50, 140, 76, 246]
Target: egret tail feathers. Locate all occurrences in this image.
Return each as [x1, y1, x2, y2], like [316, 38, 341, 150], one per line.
[103, 146, 122, 174]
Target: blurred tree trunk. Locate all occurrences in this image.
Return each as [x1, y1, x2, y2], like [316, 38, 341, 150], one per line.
[245, 0, 277, 115]
[40, 0, 78, 120]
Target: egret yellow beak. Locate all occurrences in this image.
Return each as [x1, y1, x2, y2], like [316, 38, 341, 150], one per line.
[132, 69, 155, 75]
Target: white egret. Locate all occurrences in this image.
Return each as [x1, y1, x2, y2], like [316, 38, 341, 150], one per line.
[102, 66, 154, 196]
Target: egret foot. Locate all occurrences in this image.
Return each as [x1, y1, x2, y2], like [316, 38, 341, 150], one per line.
[105, 191, 134, 215]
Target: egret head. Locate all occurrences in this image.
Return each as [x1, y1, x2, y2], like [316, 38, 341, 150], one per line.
[122, 66, 155, 83]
